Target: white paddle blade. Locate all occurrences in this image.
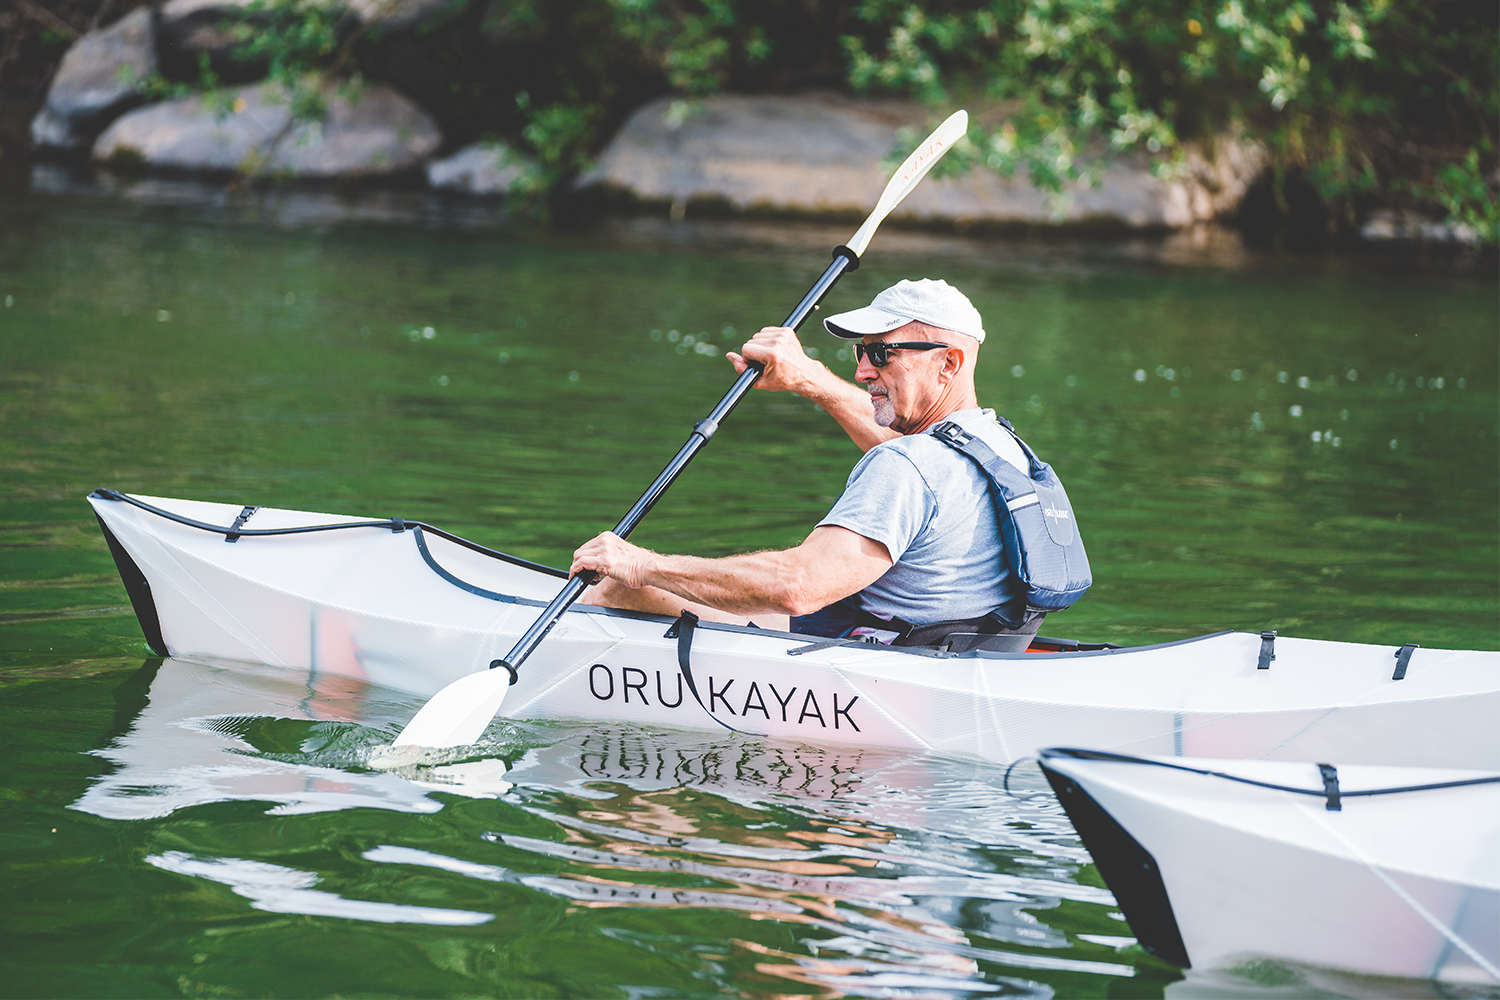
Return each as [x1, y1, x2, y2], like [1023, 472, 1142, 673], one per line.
[392, 668, 514, 748]
[846, 108, 968, 257]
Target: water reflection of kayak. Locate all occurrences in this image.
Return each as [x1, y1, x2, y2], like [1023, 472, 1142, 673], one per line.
[73, 657, 445, 821]
[91, 491, 1500, 768]
[1038, 748, 1500, 984]
[73, 657, 1127, 988]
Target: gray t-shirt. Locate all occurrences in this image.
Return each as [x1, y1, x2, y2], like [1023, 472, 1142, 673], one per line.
[818, 408, 1028, 624]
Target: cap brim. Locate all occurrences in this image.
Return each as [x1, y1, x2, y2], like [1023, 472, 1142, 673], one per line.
[822, 305, 914, 340]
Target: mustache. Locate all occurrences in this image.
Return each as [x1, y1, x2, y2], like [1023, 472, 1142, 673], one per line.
[868, 385, 888, 397]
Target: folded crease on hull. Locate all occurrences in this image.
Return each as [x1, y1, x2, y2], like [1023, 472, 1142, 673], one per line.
[89, 491, 1500, 767]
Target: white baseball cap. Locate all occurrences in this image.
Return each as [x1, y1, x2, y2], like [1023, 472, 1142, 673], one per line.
[823, 278, 986, 343]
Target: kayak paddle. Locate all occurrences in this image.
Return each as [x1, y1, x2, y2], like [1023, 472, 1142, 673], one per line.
[391, 108, 970, 749]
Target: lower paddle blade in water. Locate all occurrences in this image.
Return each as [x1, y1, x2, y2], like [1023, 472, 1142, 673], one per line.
[391, 669, 513, 749]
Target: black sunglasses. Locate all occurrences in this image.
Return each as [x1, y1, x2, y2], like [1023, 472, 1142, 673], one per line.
[854, 341, 950, 367]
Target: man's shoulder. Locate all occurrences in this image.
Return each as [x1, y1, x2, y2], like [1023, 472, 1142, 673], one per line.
[879, 432, 954, 465]
[855, 428, 972, 493]
[853, 436, 932, 483]
[866, 431, 970, 484]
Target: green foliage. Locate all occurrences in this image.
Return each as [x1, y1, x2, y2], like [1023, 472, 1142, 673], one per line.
[227, 0, 348, 123]
[843, 0, 1190, 197]
[1415, 148, 1500, 244]
[133, 0, 361, 176]
[467, 0, 794, 199]
[511, 90, 600, 191]
[608, 0, 770, 95]
[135, 52, 223, 105]
[838, 0, 1495, 238]
[135, 0, 1494, 238]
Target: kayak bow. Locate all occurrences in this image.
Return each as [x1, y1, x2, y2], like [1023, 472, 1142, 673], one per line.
[1039, 748, 1500, 982]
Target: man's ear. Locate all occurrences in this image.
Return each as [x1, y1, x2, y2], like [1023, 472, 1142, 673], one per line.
[937, 345, 965, 383]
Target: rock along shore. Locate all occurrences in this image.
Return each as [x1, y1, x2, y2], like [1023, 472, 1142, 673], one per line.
[576, 93, 1265, 230]
[25, 4, 1282, 233]
[94, 82, 440, 178]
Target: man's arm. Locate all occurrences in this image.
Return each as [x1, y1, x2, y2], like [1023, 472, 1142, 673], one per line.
[570, 525, 893, 618]
[726, 326, 898, 452]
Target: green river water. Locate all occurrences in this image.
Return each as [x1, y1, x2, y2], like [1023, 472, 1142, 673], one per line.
[1, 182, 1497, 999]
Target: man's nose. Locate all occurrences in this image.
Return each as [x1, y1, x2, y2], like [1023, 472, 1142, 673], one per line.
[854, 351, 880, 382]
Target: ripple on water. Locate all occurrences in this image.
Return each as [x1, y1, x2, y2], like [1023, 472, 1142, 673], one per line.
[65, 656, 1166, 997]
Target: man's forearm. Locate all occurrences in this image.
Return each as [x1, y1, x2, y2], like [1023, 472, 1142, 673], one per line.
[645, 549, 812, 617]
[572, 526, 893, 619]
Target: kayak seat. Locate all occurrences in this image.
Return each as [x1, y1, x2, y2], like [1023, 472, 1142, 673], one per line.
[898, 612, 1044, 653]
[935, 631, 1034, 653]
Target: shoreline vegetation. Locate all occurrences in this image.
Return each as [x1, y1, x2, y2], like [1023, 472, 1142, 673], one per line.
[2, 0, 1495, 245]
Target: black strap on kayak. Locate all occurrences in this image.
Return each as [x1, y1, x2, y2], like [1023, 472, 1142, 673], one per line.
[1392, 643, 1419, 680]
[1040, 747, 1500, 802]
[665, 611, 761, 736]
[1317, 763, 1342, 811]
[665, 610, 702, 695]
[1257, 630, 1276, 670]
[89, 489, 565, 578]
[224, 506, 260, 543]
[667, 611, 719, 730]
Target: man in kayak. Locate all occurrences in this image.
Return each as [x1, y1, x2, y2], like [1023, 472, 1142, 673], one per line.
[572, 278, 1052, 649]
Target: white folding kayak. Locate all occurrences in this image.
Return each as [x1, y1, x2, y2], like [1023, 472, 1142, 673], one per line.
[89, 491, 1500, 768]
[1037, 748, 1500, 984]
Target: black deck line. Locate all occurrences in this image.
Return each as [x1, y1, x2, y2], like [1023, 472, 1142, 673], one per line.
[416, 523, 568, 580]
[1040, 747, 1500, 799]
[90, 489, 568, 579]
[413, 526, 534, 607]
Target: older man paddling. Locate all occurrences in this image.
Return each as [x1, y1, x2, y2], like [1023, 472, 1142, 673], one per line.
[573, 278, 1083, 650]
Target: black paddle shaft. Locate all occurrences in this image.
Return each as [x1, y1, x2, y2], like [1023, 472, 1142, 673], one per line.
[492, 245, 861, 679]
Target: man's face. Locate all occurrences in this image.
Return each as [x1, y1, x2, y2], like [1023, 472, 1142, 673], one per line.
[855, 324, 954, 433]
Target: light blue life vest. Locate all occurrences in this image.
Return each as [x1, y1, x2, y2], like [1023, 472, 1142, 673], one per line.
[931, 416, 1092, 628]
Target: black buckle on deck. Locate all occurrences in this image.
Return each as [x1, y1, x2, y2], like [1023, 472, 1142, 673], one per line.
[1392, 643, 1419, 680]
[1257, 630, 1276, 670]
[225, 506, 260, 543]
[1317, 763, 1342, 811]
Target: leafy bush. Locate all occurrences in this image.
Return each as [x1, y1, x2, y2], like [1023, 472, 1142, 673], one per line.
[224, 0, 349, 124]
[838, 0, 1496, 239]
[141, 0, 1497, 238]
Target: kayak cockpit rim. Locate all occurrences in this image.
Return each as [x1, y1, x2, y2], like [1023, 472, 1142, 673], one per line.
[92, 488, 1254, 660]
